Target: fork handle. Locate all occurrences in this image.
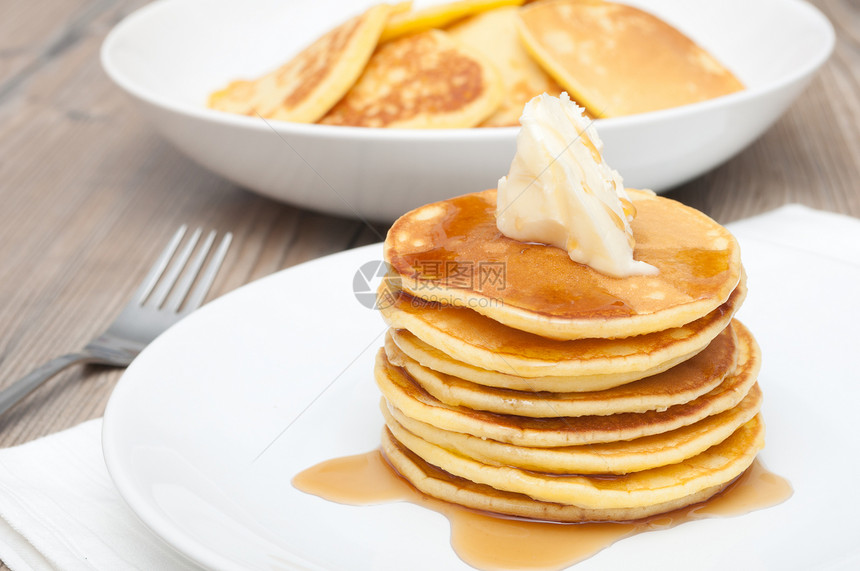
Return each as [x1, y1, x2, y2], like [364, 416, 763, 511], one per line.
[0, 353, 94, 417]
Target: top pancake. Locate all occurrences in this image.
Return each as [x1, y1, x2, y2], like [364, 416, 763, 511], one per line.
[319, 29, 502, 128]
[384, 189, 741, 340]
[208, 4, 394, 122]
[517, 0, 744, 117]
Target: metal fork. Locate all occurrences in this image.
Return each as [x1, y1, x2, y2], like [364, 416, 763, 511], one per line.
[0, 226, 232, 417]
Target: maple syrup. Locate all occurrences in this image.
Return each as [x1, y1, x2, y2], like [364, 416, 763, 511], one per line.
[293, 450, 791, 570]
[386, 191, 735, 320]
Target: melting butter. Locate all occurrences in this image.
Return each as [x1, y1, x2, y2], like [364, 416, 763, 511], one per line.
[496, 93, 657, 278]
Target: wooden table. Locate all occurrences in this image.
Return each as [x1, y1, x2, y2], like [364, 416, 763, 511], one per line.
[1, 0, 857, 447]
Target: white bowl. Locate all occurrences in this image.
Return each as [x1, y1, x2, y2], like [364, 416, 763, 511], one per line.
[101, 0, 833, 221]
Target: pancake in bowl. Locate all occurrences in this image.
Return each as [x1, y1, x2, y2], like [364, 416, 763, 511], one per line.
[516, 0, 745, 117]
[446, 6, 563, 127]
[319, 29, 503, 128]
[208, 3, 395, 122]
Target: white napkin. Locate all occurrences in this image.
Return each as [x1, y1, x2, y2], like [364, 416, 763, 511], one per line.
[0, 205, 857, 571]
[0, 419, 200, 571]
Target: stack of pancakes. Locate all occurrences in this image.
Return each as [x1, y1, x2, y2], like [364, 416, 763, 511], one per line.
[374, 188, 764, 522]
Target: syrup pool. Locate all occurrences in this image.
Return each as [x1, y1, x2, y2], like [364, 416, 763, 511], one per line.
[292, 450, 791, 570]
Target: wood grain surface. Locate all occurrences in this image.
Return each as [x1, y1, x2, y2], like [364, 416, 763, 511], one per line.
[0, 0, 857, 462]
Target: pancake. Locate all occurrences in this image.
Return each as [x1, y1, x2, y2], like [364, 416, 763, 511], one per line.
[379, 278, 745, 381]
[388, 322, 729, 392]
[446, 6, 563, 127]
[379, 0, 525, 43]
[387, 414, 763, 507]
[374, 323, 761, 447]
[318, 29, 503, 128]
[381, 416, 762, 520]
[384, 189, 742, 340]
[208, 3, 394, 122]
[384, 322, 739, 416]
[389, 327, 672, 391]
[383, 381, 762, 474]
[516, 0, 745, 117]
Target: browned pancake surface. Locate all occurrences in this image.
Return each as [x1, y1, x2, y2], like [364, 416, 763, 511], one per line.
[319, 29, 501, 128]
[446, 6, 563, 127]
[380, 419, 760, 520]
[384, 189, 741, 339]
[208, 4, 392, 122]
[379, 280, 744, 379]
[383, 380, 762, 474]
[374, 322, 760, 446]
[517, 0, 744, 117]
[385, 322, 739, 416]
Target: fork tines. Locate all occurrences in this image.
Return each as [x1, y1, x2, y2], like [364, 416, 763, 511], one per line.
[134, 226, 233, 314]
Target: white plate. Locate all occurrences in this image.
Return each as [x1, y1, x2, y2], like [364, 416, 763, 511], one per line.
[103, 236, 860, 571]
[100, 0, 833, 221]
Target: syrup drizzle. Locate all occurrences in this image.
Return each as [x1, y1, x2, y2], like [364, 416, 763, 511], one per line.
[387, 191, 736, 319]
[293, 450, 792, 570]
